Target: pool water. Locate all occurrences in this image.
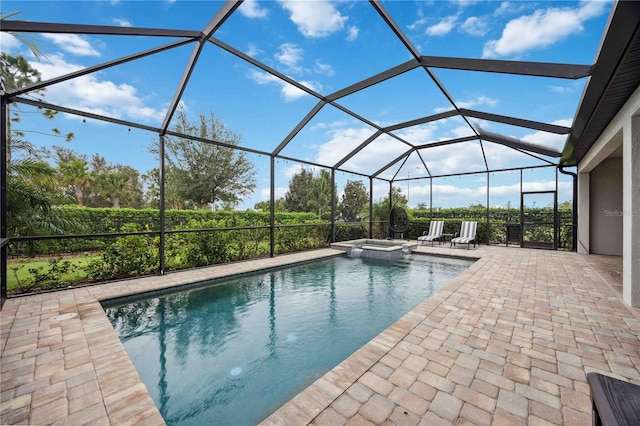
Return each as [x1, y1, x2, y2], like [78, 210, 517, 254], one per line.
[104, 254, 473, 426]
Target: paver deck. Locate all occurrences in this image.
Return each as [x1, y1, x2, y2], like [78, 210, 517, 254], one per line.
[1, 245, 638, 425]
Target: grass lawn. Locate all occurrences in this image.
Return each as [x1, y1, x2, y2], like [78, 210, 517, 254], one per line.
[7, 254, 100, 293]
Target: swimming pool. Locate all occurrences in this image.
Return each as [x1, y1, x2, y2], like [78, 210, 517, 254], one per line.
[104, 254, 473, 425]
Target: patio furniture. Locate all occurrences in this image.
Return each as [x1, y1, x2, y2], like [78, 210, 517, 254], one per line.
[587, 372, 640, 426]
[451, 221, 478, 249]
[417, 220, 444, 245]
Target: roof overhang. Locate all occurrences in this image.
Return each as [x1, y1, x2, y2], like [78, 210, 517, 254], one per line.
[560, 0, 640, 166]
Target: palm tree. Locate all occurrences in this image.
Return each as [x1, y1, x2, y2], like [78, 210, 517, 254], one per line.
[101, 172, 130, 208]
[58, 159, 90, 206]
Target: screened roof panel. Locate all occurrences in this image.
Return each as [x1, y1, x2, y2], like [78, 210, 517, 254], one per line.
[380, 1, 610, 61]
[483, 142, 555, 171]
[4, 1, 217, 28]
[470, 120, 568, 153]
[391, 115, 476, 146]
[378, 151, 430, 181]
[28, 41, 194, 128]
[341, 133, 410, 176]
[215, 1, 414, 92]
[279, 103, 377, 167]
[177, 42, 320, 152]
[420, 140, 487, 176]
[335, 67, 451, 128]
[432, 69, 587, 126]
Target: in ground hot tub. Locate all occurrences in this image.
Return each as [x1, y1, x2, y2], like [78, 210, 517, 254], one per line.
[330, 239, 417, 260]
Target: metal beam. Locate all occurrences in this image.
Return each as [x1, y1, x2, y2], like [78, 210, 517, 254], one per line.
[461, 109, 571, 134]
[325, 60, 418, 102]
[14, 97, 162, 133]
[420, 56, 592, 79]
[273, 101, 325, 156]
[6, 39, 195, 97]
[383, 110, 458, 132]
[478, 129, 562, 157]
[415, 135, 478, 149]
[370, 1, 421, 61]
[372, 148, 414, 177]
[0, 20, 201, 37]
[210, 37, 324, 101]
[161, 0, 242, 132]
[333, 130, 382, 169]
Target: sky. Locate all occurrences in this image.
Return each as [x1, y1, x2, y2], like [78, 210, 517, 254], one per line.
[1, 0, 613, 210]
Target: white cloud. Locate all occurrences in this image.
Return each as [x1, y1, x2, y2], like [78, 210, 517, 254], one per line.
[0, 33, 20, 53]
[31, 54, 164, 122]
[316, 127, 378, 167]
[426, 14, 459, 36]
[248, 69, 318, 101]
[346, 26, 359, 41]
[246, 43, 262, 58]
[493, 1, 529, 17]
[42, 33, 101, 57]
[275, 43, 305, 73]
[260, 186, 288, 200]
[239, 0, 268, 18]
[460, 16, 487, 36]
[458, 96, 498, 109]
[483, 2, 608, 58]
[314, 59, 334, 76]
[522, 118, 572, 148]
[407, 17, 427, 31]
[279, 0, 347, 38]
[435, 96, 497, 113]
[112, 18, 132, 27]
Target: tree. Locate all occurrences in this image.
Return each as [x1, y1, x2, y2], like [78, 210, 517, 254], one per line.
[415, 202, 428, 210]
[310, 169, 334, 219]
[254, 199, 285, 212]
[338, 180, 369, 221]
[2, 29, 83, 241]
[155, 109, 257, 209]
[99, 172, 130, 208]
[283, 168, 314, 212]
[58, 158, 90, 206]
[283, 168, 336, 218]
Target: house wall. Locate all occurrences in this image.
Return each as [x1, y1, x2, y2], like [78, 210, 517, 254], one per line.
[589, 158, 623, 256]
[578, 84, 640, 307]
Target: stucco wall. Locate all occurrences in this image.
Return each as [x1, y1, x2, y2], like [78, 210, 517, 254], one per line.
[589, 158, 623, 256]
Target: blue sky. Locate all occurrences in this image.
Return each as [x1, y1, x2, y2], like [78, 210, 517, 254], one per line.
[2, 0, 613, 209]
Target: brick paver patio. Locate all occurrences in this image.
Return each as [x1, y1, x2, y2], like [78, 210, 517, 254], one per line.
[1, 245, 638, 425]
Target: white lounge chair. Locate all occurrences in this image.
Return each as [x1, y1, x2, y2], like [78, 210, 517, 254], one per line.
[417, 220, 444, 246]
[451, 221, 478, 249]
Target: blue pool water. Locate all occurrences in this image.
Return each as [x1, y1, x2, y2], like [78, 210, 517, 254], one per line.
[104, 254, 473, 426]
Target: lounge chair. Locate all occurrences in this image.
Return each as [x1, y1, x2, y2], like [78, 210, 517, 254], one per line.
[417, 220, 444, 246]
[451, 221, 478, 249]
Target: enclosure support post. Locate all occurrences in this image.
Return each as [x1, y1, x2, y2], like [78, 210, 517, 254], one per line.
[519, 169, 524, 247]
[1, 97, 8, 301]
[389, 182, 393, 239]
[330, 169, 336, 243]
[558, 165, 577, 251]
[269, 156, 275, 257]
[429, 178, 433, 221]
[555, 167, 559, 250]
[159, 134, 166, 275]
[486, 172, 490, 245]
[369, 178, 373, 239]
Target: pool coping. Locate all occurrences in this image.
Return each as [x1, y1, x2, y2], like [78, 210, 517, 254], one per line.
[258, 248, 486, 425]
[2, 245, 638, 425]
